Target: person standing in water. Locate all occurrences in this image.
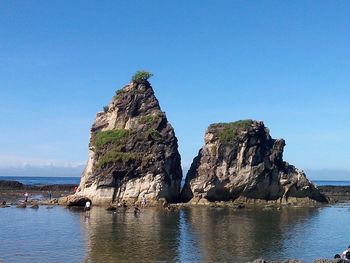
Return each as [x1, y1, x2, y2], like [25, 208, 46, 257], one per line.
[24, 192, 29, 202]
[85, 201, 91, 211]
[134, 205, 141, 216]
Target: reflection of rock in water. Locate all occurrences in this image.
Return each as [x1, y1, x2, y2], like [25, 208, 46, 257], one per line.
[185, 207, 319, 263]
[82, 207, 181, 263]
[79, 207, 319, 262]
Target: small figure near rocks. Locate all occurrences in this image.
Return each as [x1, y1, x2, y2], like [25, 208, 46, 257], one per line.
[341, 246, 350, 260]
[164, 204, 171, 212]
[73, 186, 78, 193]
[84, 201, 91, 211]
[24, 192, 29, 202]
[48, 191, 52, 200]
[134, 205, 141, 216]
[0, 200, 9, 208]
[122, 200, 128, 209]
[141, 194, 147, 207]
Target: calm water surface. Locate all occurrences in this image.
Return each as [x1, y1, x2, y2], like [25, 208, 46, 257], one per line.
[1, 204, 350, 263]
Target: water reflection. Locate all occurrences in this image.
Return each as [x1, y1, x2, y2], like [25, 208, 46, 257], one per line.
[81, 206, 319, 262]
[82, 208, 181, 262]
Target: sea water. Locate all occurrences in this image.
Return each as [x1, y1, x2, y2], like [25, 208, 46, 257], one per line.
[1, 177, 350, 262]
[1, 204, 350, 263]
[0, 176, 80, 185]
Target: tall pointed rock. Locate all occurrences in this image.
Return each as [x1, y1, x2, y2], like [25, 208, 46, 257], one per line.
[77, 79, 182, 205]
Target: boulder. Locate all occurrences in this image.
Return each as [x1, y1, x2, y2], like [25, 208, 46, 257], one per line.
[59, 195, 91, 207]
[181, 120, 327, 205]
[16, 203, 26, 208]
[75, 80, 182, 205]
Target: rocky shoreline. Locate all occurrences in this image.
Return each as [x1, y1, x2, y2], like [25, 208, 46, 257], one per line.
[0, 180, 77, 205]
[1, 178, 350, 207]
[250, 259, 347, 263]
[318, 186, 350, 203]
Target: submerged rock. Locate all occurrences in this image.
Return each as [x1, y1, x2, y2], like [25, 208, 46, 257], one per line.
[16, 203, 26, 208]
[76, 79, 182, 205]
[181, 120, 327, 205]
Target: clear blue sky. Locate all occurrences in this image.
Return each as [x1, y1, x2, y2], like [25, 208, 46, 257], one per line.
[0, 1, 349, 177]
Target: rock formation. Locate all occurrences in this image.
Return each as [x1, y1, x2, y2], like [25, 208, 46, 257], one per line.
[181, 120, 327, 205]
[74, 79, 182, 205]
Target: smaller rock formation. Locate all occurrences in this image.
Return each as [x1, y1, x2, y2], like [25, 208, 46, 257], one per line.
[181, 120, 327, 205]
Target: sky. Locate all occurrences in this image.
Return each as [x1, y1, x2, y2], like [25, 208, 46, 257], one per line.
[0, 1, 349, 179]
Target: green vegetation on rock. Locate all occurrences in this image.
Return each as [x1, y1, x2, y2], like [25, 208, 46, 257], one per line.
[95, 149, 138, 168]
[132, 70, 153, 83]
[113, 89, 124, 99]
[147, 128, 162, 141]
[139, 115, 158, 125]
[217, 120, 253, 143]
[103, 106, 109, 113]
[92, 129, 129, 151]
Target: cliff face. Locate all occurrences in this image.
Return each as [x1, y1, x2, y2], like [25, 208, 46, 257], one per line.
[181, 120, 327, 205]
[77, 81, 182, 205]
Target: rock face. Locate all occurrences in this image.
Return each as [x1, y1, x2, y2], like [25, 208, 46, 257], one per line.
[181, 120, 327, 205]
[76, 80, 182, 205]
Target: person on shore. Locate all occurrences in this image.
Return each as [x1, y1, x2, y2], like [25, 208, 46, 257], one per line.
[141, 194, 147, 207]
[2, 200, 6, 206]
[84, 201, 91, 211]
[74, 186, 78, 193]
[122, 200, 128, 209]
[164, 205, 171, 212]
[341, 246, 350, 260]
[24, 192, 29, 202]
[134, 205, 141, 216]
[48, 191, 52, 200]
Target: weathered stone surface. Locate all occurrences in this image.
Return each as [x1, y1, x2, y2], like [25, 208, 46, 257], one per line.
[181, 120, 327, 205]
[16, 203, 26, 208]
[59, 195, 91, 207]
[76, 81, 182, 205]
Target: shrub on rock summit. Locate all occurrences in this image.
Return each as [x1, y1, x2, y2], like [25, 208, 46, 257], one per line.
[132, 70, 153, 83]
